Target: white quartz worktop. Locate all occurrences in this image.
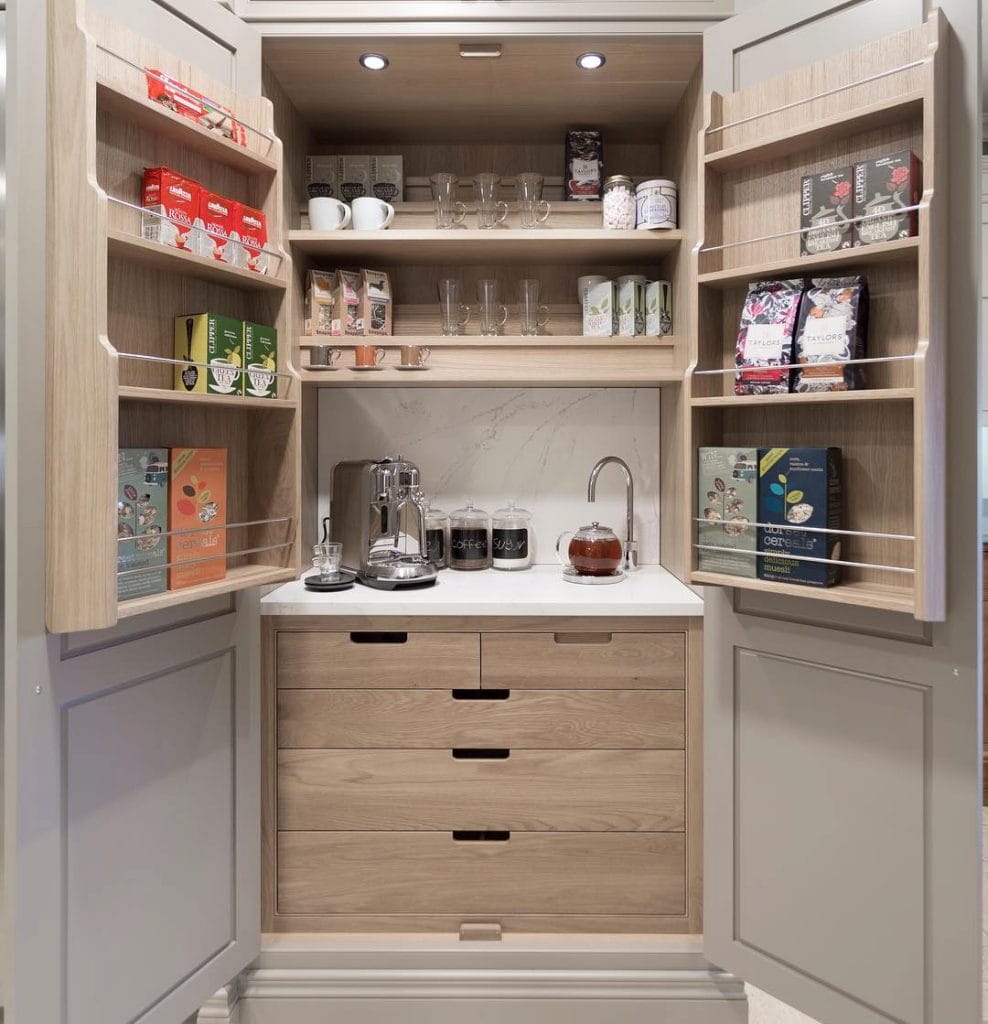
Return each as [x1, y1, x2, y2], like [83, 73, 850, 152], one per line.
[261, 564, 703, 617]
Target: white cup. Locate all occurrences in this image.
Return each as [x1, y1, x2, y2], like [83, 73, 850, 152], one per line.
[352, 196, 395, 231]
[308, 196, 351, 231]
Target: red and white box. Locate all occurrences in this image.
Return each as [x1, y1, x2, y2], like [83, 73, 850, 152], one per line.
[141, 166, 199, 251]
[145, 69, 247, 147]
[236, 203, 270, 275]
[191, 188, 239, 262]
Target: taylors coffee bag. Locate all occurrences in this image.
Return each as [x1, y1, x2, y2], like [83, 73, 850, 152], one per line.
[697, 447, 757, 578]
[792, 276, 869, 392]
[734, 279, 805, 395]
[565, 129, 603, 201]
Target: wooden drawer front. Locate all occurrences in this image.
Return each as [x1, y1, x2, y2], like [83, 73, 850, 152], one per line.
[277, 632, 479, 689]
[278, 689, 685, 749]
[481, 632, 685, 689]
[278, 831, 686, 916]
[278, 749, 684, 831]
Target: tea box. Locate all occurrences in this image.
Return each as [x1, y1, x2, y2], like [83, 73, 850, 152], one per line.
[582, 279, 614, 336]
[141, 166, 198, 251]
[237, 203, 269, 274]
[174, 313, 244, 396]
[370, 155, 404, 202]
[337, 156, 371, 201]
[145, 70, 246, 145]
[734, 279, 804, 395]
[792, 276, 869, 392]
[361, 269, 393, 336]
[168, 447, 228, 590]
[853, 150, 920, 246]
[117, 448, 169, 601]
[336, 270, 363, 335]
[242, 321, 278, 398]
[646, 280, 673, 336]
[800, 166, 853, 255]
[757, 447, 842, 587]
[697, 447, 757, 578]
[306, 155, 340, 199]
[303, 269, 336, 335]
[565, 129, 603, 201]
[191, 188, 238, 262]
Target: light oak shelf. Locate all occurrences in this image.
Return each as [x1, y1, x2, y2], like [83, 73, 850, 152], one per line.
[690, 387, 914, 408]
[299, 335, 679, 349]
[697, 236, 919, 289]
[118, 385, 298, 411]
[106, 230, 288, 292]
[95, 74, 279, 176]
[288, 228, 684, 266]
[117, 564, 297, 620]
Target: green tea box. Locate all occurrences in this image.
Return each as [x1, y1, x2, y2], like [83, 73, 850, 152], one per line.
[697, 447, 757, 578]
[757, 446, 842, 587]
[174, 313, 243, 396]
[243, 321, 278, 399]
[117, 448, 169, 601]
[582, 279, 614, 336]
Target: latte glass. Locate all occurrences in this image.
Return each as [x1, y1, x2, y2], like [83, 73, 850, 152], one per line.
[474, 173, 508, 229]
[430, 172, 467, 229]
[517, 279, 550, 336]
[477, 279, 508, 335]
[516, 173, 551, 228]
[438, 278, 471, 336]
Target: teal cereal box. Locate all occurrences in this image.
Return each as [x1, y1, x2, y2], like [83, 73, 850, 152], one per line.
[697, 447, 757, 578]
[117, 448, 169, 601]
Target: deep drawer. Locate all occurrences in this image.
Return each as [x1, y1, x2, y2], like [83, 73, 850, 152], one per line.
[278, 831, 686, 916]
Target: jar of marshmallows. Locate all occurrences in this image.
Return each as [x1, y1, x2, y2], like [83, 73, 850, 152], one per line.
[602, 175, 635, 230]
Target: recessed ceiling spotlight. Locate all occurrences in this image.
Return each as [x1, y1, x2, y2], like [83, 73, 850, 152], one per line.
[577, 51, 606, 70]
[359, 52, 389, 71]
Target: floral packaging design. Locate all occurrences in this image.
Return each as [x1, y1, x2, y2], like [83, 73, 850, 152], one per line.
[800, 167, 853, 255]
[697, 448, 757, 578]
[168, 448, 228, 590]
[792, 276, 869, 392]
[853, 150, 921, 246]
[757, 447, 842, 588]
[117, 448, 169, 601]
[734, 279, 804, 395]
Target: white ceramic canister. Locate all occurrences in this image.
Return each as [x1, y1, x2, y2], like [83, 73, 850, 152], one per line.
[635, 178, 678, 230]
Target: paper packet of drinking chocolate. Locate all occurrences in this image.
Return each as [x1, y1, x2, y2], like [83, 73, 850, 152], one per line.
[792, 276, 869, 392]
[734, 279, 804, 396]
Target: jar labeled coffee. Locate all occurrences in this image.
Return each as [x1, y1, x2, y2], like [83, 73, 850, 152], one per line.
[424, 502, 449, 568]
[492, 501, 533, 571]
[449, 501, 491, 570]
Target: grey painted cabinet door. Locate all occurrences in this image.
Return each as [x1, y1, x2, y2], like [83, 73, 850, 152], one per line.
[4, 2, 264, 1023]
[702, 3, 982, 1024]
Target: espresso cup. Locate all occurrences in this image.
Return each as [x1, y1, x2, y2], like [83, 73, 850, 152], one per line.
[400, 345, 431, 367]
[354, 344, 385, 367]
[308, 196, 351, 231]
[352, 196, 395, 231]
[308, 345, 341, 367]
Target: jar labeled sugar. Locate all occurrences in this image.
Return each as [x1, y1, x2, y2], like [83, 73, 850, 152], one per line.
[635, 178, 678, 230]
[602, 175, 635, 230]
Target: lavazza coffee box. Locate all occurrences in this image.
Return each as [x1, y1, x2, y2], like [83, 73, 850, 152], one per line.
[142, 166, 198, 251]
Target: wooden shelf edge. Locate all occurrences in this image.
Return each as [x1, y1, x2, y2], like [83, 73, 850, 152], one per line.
[300, 371, 686, 387]
[118, 385, 298, 410]
[690, 387, 915, 408]
[117, 564, 297, 620]
[288, 228, 684, 246]
[298, 335, 680, 350]
[689, 571, 916, 615]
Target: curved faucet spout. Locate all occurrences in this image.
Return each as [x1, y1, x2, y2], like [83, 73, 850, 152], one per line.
[587, 456, 638, 570]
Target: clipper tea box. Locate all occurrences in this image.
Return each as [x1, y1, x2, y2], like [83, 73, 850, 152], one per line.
[800, 166, 853, 255]
[242, 321, 278, 398]
[697, 447, 757, 578]
[757, 447, 842, 587]
[174, 313, 244, 396]
[117, 448, 169, 601]
[853, 150, 920, 246]
[168, 447, 228, 590]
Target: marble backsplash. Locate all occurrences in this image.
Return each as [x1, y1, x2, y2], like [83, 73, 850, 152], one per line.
[317, 388, 661, 564]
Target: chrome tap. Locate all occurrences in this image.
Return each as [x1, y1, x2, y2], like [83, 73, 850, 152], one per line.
[587, 456, 638, 571]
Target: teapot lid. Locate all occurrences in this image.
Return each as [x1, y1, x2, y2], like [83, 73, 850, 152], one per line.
[574, 520, 618, 538]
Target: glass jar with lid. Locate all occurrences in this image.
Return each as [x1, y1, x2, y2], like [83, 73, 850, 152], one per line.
[424, 501, 449, 568]
[491, 501, 533, 571]
[448, 501, 491, 570]
[602, 175, 635, 230]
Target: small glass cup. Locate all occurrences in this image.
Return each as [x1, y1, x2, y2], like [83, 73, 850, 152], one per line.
[312, 541, 343, 581]
[430, 172, 467, 229]
[518, 279, 550, 336]
[474, 173, 508, 229]
[477, 279, 508, 336]
[438, 278, 471, 336]
[516, 173, 551, 228]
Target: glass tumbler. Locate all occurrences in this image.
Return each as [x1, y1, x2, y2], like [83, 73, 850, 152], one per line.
[311, 541, 343, 581]
[430, 173, 467, 229]
[438, 279, 471, 336]
[477, 279, 508, 336]
[516, 173, 551, 228]
[518, 279, 550, 336]
[473, 173, 508, 229]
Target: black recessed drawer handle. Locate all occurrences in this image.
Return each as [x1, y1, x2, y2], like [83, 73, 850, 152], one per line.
[452, 689, 510, 701]
[452, 748, 510, 759]
[553, 632, 613, 645]
[349, 632, 408, 644]
[452, 830, 511, 842]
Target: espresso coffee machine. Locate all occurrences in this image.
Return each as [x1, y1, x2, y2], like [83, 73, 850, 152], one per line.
[329, 456, 438, 589]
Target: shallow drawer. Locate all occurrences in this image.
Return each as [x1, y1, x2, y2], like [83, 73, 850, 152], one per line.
[278, 831, 686, 916]
[278, 688, 685, 749]
[278, 748, 685, 831]
[277, 631, 479, 689]
[481, 632, 685, 689]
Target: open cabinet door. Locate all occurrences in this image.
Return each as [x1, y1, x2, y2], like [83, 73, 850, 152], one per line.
[4, 2, 271, 1023]
[700, 2, 982, 1024]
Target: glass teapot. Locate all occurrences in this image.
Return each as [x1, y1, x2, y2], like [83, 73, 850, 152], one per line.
[556, 521, 623, 577]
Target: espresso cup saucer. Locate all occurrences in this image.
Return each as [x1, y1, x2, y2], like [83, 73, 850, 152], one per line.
[395, 364, 431, 371]
[351, 365, 386, 372]
[562, 566, 626, 585]
[305, 364, 339, 372]
[303, 568, 357, 592]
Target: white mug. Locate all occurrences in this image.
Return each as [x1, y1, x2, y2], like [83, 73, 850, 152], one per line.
[352, 196, 395, 231]
[308, 196, 351, 231]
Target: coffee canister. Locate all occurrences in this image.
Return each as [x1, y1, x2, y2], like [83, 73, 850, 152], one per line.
[449, 501, 491, 570]
[492, 501, 533, 571]
[635, 178, 678, 230]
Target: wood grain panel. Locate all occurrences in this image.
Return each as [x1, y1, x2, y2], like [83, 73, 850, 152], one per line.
[481, 632, 685, 689]
[277, 631, 479, 688]
[277, 688, 685, 749]
[277, 831, 686, 916]
[278, 749, 685, 831]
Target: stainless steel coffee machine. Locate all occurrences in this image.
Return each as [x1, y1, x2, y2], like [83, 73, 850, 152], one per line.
[329, 456, 438, 589]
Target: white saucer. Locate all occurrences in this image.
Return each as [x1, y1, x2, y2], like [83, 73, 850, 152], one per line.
[562, 566, 626, 585]
[305, 365, 338, 372]
[246, 386, 273, 397]
[351, 365, 385, 372]
[395, 364, 431, 371]
[209, 384, 238, 395]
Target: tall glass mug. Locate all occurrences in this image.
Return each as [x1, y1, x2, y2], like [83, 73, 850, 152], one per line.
[518, 279, 550, 336]
[516, 173, 551, 228]
[430, 173, 467, 229]
[474, 173, 509, 229]
[477, 279, 508, 335]
[438, 278, 471, 336]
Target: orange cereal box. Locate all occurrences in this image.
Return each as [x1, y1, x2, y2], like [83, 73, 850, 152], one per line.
[168, 447, 227, 590]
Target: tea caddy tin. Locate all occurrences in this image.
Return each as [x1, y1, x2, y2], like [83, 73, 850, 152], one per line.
[635, 178, 678, 230]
